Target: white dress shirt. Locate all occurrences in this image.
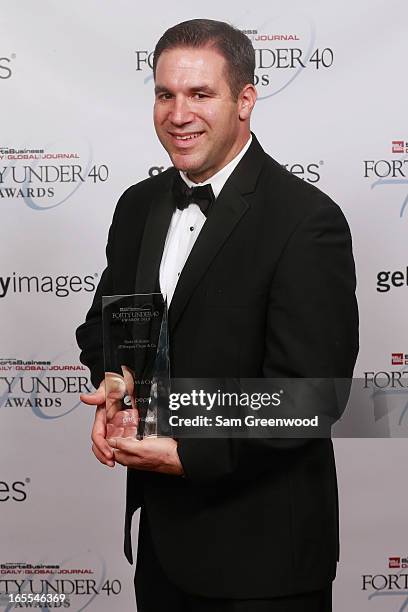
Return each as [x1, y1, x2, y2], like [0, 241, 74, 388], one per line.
[159, 135, 252, 305]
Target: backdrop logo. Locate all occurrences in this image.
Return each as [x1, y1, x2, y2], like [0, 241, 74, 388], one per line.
[0, 54, 15, 80]
[0, 355, 91, 418]
[148, 160, 323, 183]
[246, 28, 333, 98]
[0, 147, 79, 160]
[135, 14, 333, 99]
[242, 30, 300, 41]
[0, 553, 121, 611]
[283, 160, 323, 183]
[362, 558, 408, 610]
[148, 165, 167, 178]
[0, 139, 109, 210]
[0, 478, 29, 502]
[135, 50, 154, 72]
[389, 556, 408, 569]
[392, 141, 408, 154]
[0, 358, 87, 372]
[376, 267, 408, 293]
[392, 353, 408, 366]
[363, 368, 408, 429]
[364, 140, 408, 218]
[364, 371, 408, 390]
[0, 272, 97, 299]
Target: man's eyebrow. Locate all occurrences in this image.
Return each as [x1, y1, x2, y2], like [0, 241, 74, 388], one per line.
[188, 85, 216, 94]
[154, 84, 216, 95]
[154, 85, 169, 95]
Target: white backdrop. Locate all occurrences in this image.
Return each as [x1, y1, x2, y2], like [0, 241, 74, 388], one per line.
[1, 1, 408, 610]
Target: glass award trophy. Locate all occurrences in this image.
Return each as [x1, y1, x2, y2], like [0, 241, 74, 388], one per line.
[102, 293, 171, 439]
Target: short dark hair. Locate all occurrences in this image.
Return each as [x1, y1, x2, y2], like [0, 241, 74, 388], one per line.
[153, 19, 255, 100]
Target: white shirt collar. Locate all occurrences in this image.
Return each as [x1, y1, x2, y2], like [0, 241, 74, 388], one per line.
[179, 134, 252, 199]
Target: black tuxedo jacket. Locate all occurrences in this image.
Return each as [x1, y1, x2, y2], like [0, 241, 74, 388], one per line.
[76, 135, 358, 599]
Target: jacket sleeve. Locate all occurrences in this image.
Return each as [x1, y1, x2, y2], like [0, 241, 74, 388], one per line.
[177, 201, 359, 485]
[75, 189, 128, 389]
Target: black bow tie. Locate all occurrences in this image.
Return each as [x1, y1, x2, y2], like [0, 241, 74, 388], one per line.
[172, 173, 215, 217]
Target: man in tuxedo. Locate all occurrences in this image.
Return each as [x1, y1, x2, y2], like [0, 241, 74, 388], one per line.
[76, 19, 358, 612]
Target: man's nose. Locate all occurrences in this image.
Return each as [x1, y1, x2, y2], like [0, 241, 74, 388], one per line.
[169, 96, 194, 125]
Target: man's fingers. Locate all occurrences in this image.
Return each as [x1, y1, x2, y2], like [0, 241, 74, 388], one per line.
[81, 382, 114, 467]
[92, 429, 114, 459]
[92, 404, 107, 433]
[91, 407, 115, 461]
[106, 436, 141, 454]
[80, 384, 106, 406]
[92, 442, 115, 467]
[105, 372, 127, 400]
[110, 449, 126, 466]
[103, 436, 183, 475]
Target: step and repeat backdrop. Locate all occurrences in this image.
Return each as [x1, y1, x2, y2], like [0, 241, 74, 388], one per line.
[1, 1, 407, 610]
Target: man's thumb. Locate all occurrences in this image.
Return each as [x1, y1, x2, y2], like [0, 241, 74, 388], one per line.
[80, 383, 105, 405]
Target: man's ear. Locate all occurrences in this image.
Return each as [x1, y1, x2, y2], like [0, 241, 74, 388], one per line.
[238, 84, 257, 121]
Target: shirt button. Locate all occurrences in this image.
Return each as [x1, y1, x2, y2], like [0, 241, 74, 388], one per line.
[189, 226, 194, 231]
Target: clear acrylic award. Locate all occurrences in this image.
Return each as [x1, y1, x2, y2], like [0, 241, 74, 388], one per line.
[102, 293, 171, 439]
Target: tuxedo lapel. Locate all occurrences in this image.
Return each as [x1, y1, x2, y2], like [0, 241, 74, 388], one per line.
[169, 135, 266, 333]
[134, 179, 175, 294]
[134, 136, 266, 327]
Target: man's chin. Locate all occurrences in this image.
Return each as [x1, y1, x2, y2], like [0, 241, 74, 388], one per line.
[170, 154, 203, 176]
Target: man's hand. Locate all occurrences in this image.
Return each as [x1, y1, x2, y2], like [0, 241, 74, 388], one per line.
[80, 381, 115, 468]
[80, 379, 183, 476]
[106, 436, 184, 476]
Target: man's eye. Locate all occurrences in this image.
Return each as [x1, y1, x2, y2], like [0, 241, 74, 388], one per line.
[158, 93, 172, 100]
[192, 93, 208, 99]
